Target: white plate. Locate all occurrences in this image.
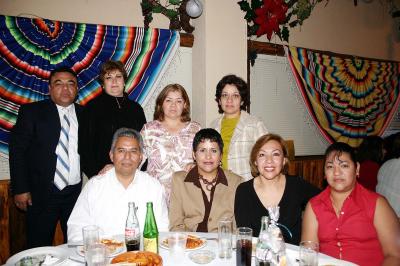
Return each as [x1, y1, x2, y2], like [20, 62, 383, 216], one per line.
[160, 235, 207, 251]
[6, 246, 69, 266]
[76, 240, 125, 258]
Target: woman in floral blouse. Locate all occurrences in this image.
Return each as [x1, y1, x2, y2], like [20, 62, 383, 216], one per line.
[141, 84, 201, 205]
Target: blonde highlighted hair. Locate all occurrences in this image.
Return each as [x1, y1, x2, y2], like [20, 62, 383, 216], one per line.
[249, 133, 289, 177]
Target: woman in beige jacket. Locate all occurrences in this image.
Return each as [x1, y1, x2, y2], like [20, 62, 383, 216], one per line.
[169, 128, 243, 232]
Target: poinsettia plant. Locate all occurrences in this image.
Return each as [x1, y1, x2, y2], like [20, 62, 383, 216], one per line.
[238, 0, 329, 42]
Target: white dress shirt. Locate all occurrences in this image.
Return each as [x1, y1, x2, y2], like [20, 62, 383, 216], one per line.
[55, 104, 80, 185]
[67, 168, 169, 241]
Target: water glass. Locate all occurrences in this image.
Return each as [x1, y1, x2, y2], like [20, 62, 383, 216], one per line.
[85, 243, 108, 266]
[236, 227, 252, 266]
[218, 218, 232, 259]
[82, 225, 100, 251]
[299, 240, 319, 266]
[168, 233, 187, 264]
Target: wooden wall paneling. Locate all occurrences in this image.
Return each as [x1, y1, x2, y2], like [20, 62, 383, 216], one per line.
[8, 186, 27, 257]
[288, 156, 325, 189]
[53, 222, 64, 246]
[0, 180, 10, 264]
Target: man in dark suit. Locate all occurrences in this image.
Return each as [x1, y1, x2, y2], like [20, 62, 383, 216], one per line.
[9, 66, 83, 248]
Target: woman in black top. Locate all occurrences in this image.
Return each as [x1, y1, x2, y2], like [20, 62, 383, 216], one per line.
[234, 133, 320, 244]
[79, 60, 146, 177]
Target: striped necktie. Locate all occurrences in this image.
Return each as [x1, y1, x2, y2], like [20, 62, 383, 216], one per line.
[54, 112, 70, 190]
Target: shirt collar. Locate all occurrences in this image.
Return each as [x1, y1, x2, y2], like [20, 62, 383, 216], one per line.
[55, 103, 74, 115]
[184, 166, 228, 188]
[320, 182, 362, 209]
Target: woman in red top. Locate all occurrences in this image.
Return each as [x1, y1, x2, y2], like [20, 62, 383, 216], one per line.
[301, 142, 400, 266]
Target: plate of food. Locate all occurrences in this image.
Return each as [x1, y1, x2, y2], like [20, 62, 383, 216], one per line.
[76, 237, 125, 257]
[110, 251, 162, 266]
[160, 234, 206, 251]
[6, 246, 69, 266]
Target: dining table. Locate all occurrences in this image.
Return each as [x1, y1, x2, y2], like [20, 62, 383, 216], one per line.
[6, 232, 357, 266]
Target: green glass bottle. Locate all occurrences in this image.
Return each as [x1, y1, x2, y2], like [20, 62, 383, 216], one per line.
[143, 202, 159, 253]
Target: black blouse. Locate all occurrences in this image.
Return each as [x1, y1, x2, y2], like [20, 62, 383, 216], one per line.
[234, 176, 320, 245]
[79, 92, 146, 177]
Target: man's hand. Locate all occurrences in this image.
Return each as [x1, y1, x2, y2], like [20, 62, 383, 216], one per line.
[14, 192, 32, 211]
[98, 164, 113, 176]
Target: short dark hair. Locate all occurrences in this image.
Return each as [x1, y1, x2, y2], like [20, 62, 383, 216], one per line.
[193, 128, 224, 153]
[356, 136, 384, 163]
[49, 66, 77, 83]
[98, 60, 128, 87]
[324, 142, 357, 166]
[215, 74, 249, 114]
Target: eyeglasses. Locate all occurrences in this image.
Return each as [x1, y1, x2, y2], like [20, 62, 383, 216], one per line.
[220, 93, 241, 100]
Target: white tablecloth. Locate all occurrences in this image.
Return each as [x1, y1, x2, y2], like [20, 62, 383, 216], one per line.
[64, 232, 356, 266]
[6, 232, 356, 265]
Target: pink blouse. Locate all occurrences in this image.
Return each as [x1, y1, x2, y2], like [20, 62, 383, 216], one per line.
[141, 120, 201, 202]
[310, 183, 384, 266]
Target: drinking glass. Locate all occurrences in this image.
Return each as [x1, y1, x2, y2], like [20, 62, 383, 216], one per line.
[218, 218, 233, 259]
[299, 240, 319, 266]
[168, 233, 188, 264]
[236, 227, 252, 266]
[82, 225, 100, 252]
[85, 243, 108, 266]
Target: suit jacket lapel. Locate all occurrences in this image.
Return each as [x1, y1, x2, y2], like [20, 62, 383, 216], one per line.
[46, 100, 61, 148]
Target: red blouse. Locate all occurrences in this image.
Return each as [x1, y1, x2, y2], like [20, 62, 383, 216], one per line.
[310, 183, 384, 266]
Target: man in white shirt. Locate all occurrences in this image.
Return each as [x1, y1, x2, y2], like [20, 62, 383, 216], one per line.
[67, 128, 169, 241]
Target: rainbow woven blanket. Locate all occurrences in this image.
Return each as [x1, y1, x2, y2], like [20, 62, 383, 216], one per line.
[286, 46, 400, 147]
[0, 15, 179, 156]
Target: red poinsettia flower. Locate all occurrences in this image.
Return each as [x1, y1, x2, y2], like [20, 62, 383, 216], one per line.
[254, 0, 288, 40]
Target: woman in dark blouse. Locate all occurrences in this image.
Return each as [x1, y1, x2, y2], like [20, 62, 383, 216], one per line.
[234, 133, 320, 244]
[79, 60, 146, 177]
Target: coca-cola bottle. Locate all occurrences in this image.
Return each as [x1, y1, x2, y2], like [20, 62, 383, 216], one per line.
[125, 202, 140, 251]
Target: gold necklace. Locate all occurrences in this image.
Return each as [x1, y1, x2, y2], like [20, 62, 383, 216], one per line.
[330, 195, 342, 215]
[199, 175, 218, 191]
[115, 96, 125, 109]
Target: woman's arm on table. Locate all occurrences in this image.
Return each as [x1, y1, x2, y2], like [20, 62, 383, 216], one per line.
[301, 202, 319, 243]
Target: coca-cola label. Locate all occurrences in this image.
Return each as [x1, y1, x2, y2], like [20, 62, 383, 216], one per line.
[125, 228, 139, 239]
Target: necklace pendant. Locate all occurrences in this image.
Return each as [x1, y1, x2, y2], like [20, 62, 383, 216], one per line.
[115, 97, 124, 109]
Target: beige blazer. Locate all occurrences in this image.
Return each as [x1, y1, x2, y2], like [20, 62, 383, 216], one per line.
[169, 169, 243, 232]
[210, 111, 268, 181]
